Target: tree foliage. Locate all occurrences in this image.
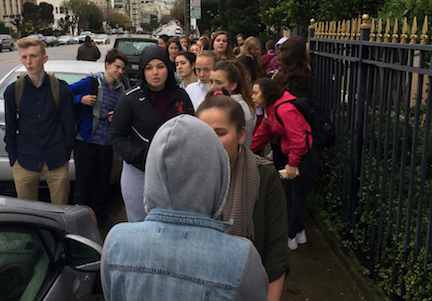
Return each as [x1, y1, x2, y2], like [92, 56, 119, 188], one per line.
[171, 0, 185, 26]
[260, 0, 386, 34]
[61, 0, 103, 31]
[107, 12, 131, 29]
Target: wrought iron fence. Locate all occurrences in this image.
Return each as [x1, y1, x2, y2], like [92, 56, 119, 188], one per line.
[308, 14, 432, 298]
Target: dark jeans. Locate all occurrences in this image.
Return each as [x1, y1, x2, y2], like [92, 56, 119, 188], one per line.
[74, 139, 113, 222]
[284, 145, 321, 238]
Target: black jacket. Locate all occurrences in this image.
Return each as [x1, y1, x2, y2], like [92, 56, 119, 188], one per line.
[109, 45, 194, 170]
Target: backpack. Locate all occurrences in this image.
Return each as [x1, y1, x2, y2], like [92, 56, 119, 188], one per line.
[74, 74, 102, 134]
[275, 97, 336, 150]
[15, 72, 60, 112]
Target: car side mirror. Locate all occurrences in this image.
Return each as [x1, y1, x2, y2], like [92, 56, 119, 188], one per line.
[64, 234, 103, 272]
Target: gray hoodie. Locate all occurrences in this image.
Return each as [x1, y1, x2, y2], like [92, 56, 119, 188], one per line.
[144, 114, 230, 219]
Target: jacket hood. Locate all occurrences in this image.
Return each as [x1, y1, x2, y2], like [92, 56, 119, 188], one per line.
[139, 45, 176, 91]
[144, 114, 230, 219]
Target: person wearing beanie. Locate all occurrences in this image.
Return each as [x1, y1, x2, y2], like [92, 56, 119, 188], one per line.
[109, 45, 194, 222]
[76, 35, 101, 61]
[101, 114, 269, 301]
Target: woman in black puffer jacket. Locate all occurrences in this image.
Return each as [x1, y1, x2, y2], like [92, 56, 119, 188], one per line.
[110, 45, 194, 222]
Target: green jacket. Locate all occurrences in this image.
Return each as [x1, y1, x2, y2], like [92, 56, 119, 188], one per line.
[253, 164, 290, 282]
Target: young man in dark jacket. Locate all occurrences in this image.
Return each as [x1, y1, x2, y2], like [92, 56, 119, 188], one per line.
[70, 48, 127, 230]
[4, 37, 75, 205]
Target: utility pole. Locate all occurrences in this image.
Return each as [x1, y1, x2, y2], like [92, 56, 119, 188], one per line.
[184, 0, 190, 36]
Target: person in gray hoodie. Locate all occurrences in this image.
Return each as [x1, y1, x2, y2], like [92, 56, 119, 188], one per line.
[101, 114, 269, 300]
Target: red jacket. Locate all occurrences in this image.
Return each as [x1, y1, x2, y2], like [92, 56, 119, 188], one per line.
[250, 91, 312, 167]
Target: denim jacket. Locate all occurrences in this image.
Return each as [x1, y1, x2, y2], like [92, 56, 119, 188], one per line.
[101, 209, 268, 301]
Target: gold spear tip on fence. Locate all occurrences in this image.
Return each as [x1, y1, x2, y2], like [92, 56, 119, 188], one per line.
[361, 14, 371, 29]
[309, 18, 316, 30]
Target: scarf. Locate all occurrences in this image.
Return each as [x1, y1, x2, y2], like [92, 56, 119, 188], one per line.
[222, 144, 272, 239]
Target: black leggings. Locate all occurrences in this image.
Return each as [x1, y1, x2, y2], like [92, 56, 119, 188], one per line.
[284, 146, 321, 238]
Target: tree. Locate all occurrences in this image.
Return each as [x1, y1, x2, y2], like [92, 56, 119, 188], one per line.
[107, 11, 131, 29]
[88, 2, 103, 31]
[23, 2, 42, 32]
[11, 15, 24, 37]
[39, 2, 54, 25]
[197, 0, 218, 33]
[58, 14, 77, 34]
[171, 0, 185, 26]
[61, 0, 103, 31]
[260, 0, 386, 34]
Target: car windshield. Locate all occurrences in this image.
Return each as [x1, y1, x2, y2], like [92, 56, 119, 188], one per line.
[116, 40, 156, 55]
[59, 36, 69, 39]
[0, 72, 91, 99]
[96, 35, 106, 38]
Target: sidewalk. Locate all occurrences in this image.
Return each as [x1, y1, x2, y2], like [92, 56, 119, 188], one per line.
[281, 213, 375, 301]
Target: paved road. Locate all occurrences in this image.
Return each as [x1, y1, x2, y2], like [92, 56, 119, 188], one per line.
[0, 38, 115, 79]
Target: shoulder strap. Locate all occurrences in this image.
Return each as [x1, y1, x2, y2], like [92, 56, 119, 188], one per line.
[274, 100, 292, 126]
[14, 73, 60, 112]
[14, 73, 27, 112]
[48, 73, 60, 110]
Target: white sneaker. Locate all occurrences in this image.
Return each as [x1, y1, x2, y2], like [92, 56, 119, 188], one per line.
[296, 230, 307, 244]
[288, 237, 298, 250]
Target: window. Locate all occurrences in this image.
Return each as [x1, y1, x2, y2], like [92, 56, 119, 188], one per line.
[0, 224, 54, 300]
[56, 7, 58, 14]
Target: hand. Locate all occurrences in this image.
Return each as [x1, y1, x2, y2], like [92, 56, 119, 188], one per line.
[108, 111, 114, 122]
[81, 94, 96, 106]
[285, 164, 298, 180]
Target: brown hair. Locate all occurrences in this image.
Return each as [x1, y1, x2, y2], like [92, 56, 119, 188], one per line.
[253, 78, 283, 107]
[166, 37, 181, 58]
[212, 60, 255, 115]
[239, 36, 264, 78]
[211, 31, 235, 60]
[106, 48, 128, 65]
[197, 35, 210, 50]
[17, 37, 46, 55]
[274, 36, 313, 95]
[196, 87, 245, 132]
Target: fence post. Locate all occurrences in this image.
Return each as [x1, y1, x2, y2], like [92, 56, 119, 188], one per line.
[350, 14, 371, 226]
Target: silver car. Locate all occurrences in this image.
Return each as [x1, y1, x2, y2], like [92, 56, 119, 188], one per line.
[0, 60, 123, 183]
[0, 196, 103, 300]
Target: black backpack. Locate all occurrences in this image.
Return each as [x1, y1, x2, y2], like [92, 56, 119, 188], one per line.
[274, 97, 336, 150]
[74, 75, 101, 134]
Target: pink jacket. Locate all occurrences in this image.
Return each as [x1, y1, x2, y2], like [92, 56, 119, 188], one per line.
[250, 91, 312, 167]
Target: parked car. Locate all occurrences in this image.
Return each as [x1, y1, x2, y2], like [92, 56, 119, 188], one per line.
[69, 36, 79, 44]
[0, 34, 14, 52]
[0, 197, 103, 300]
[113, 34, 158, 84]
[44, 36, 59, 47]
[0, 60, 127, 183]
[58, 35, 73, 45]
[94, 34, 110, 45]
[79, 31, 93, 44]
[27, 33, 45, 40]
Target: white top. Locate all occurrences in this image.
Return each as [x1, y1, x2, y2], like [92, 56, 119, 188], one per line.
[230, 94, 256, 147]
[185, 80, 210, 111]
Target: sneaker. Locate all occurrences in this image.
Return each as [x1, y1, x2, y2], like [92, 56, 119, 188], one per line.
[99, 219, 115, 231]
[288, 237, 298, 250]
[296, 230, 307, 244]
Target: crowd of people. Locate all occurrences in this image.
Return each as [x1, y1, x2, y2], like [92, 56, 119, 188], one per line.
[5, 29, 319, 301]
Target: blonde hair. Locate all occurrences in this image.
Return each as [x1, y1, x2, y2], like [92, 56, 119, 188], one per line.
[239, 37, 259, 57]
[16, 37, 46, 55]
[239, 36, 264, 78]
[197, 50, 222, 64]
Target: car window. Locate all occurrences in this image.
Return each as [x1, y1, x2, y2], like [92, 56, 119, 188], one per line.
[0, 224, 54, 300]
[0, 72, 91, 99]
[116, 40, 156, 55]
